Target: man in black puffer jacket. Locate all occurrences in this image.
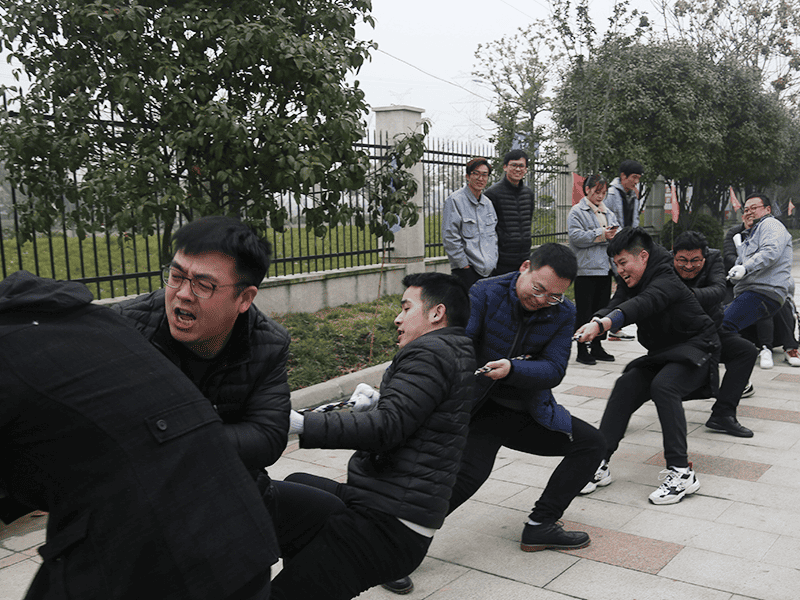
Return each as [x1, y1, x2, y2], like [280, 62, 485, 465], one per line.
[576, 227, 720, 505]
[484, 149, 536, 274]
[271, 272, 476, 600]
[113, 216, 344, 560]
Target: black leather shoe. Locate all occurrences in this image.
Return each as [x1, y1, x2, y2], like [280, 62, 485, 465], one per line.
[590, 346, 615, 362]
[706, 415, 753, 438]
[576, 343, 596, 365]
[381, 576, 414, 595]
[520, 521, 590, 552]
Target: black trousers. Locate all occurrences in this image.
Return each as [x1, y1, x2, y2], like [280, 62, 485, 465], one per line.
[745, 300, 799, 351]
[573, 275, 612, 339]
[713, 329, 757, 418]
[449, 402, 605, 523]
[262, 478, 347, 560]
[600, 361, 709, 468]
[451, 266, 483, 289]
[269, 473, 431, 600]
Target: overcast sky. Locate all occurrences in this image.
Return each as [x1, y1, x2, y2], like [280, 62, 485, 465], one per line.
[355, 0, 656, 141]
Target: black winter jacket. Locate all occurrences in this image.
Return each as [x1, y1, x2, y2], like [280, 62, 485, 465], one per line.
[673, 248, 727, 327]
[301, 327, 476, 529]
[113, 289, 291, 473]
[597, 245, 720, 391]
[483, 176, 535, 273]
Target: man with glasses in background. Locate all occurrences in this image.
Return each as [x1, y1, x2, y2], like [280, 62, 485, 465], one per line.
[723, 193, 793, 338]
[671, 231, 757, 438]
[442, 157, 498, 288]
[114, 216, 345, 558]
[484, 149, 537, 275]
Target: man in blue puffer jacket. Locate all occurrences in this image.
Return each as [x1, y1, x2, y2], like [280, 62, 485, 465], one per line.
[451, 243, 605, 552]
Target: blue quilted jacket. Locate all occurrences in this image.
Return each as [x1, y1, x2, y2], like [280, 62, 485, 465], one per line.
[468, 271, 575, 437]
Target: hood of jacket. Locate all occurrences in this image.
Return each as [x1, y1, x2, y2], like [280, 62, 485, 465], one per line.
[0, 271, 94, 315]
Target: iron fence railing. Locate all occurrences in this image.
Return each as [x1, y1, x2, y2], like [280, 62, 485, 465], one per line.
[1, 132, 570, 299]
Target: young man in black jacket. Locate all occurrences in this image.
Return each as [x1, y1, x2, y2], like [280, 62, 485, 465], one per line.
[576, 227, 720, 504]
[271, 272, 476, 600]
[672, 231, 757, 437]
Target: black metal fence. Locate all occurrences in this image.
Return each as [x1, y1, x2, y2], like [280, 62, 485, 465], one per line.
[1, 134, 570, 299]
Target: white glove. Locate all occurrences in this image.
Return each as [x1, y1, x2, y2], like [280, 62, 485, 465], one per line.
[349, 383, 380, 411]
[289, 410, 305, 435]
[728, 265, 746, 281]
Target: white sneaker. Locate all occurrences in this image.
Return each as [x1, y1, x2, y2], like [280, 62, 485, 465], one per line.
[648, 464, 700, 505]
[759, 346, 774, 369]
[785, 349, 800, 367]
[580, 460, 612, 494]
[740, 381, 755, 398]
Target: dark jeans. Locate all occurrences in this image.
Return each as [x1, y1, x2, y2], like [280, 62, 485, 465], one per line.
[600, 360, 710, 468]
[722, 290, 780, 334]
[262, 477, 347, 560]
[449, 402, 605, 523]
[713, 329, 757, 418]
[269, 473, 431, 600]
[573, 275, 612, 340]
[451, 266, 483, 289]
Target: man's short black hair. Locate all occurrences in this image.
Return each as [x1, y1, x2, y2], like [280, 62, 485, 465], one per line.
[619, 159, 644, 177]
[466, 157, 492, 176]
[673, 230, 709, 257]
[745, 192, 772, 209]
[607, 226, 653, 258]
[528, 243, 578, 282]
[401, 272, 470, 328]
[503, 149, 529, 166]
[172, 216, 272, 287]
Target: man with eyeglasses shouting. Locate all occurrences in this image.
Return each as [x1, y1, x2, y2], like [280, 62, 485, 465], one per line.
[442, 157, 498, 288]
[114, 216, 345, 558]
[671, 231, 757, 438]
[576, 227, 720, 505]
[483, 149, 537, 275]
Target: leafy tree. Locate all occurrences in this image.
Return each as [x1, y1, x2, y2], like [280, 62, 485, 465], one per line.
[0, 0, 424, 257]
[472, 24, 558, 161]
[656, 0, 800, 99]
[552, 38, 800, 220]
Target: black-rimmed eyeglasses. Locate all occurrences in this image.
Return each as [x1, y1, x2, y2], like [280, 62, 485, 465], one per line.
[162, 266, 243, 299]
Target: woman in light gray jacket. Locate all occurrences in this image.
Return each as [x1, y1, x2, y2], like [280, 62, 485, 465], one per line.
[568, 174, 620, 364]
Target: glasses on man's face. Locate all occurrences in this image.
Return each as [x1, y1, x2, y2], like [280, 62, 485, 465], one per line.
[507, 162, 528, 171]
[531, 284, 564, 305]
[471, 171, 490, 179]
[675, 257, 704, 266]
[743, 204, 764, 214]
[162, 266, 242, 299]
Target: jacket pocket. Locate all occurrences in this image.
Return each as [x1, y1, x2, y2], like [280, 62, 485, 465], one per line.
[462, 218, 479, 239]
[145, 401, 220, 444]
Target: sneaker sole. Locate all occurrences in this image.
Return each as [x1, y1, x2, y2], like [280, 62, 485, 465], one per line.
[380, 582, 414, 595]
[520, 538, 591, 552]
[579, 474, 612, 495]
[648, 479, 700, 505]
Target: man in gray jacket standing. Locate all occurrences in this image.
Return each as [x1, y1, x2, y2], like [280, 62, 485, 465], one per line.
[442, 157, 498, 288]
[723, 193, 793, 335]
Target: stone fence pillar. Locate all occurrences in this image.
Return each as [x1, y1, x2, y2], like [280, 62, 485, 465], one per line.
[374, 106, 426, 272]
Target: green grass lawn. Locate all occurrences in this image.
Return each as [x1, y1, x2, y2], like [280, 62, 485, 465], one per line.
[273, 294, 402, 391]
